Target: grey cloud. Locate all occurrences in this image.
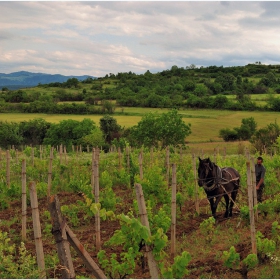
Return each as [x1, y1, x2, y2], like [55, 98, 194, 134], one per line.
[0, 30, 14, 40]
[260, 1, 280, 18]
[1, 1, 280, 76]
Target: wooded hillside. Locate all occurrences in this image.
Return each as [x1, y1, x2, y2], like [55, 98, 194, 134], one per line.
[1, 63, 280, 113]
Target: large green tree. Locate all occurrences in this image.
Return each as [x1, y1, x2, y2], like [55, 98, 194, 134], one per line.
[99, 115, 121, 144]
[130, 109, 191, 148]
[0, 121, 23, 149]
[19, 118, 51, 145]
[250, 122, 280, 153]
[43, 118, 96, 149]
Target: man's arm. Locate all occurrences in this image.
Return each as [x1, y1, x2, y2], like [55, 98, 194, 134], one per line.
[256, 177, 264, 190]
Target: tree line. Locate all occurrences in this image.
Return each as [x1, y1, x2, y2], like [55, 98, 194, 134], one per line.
[1, 63, 280, 113]
[0, 110, 191, 151]
[219, 117, 280, 153]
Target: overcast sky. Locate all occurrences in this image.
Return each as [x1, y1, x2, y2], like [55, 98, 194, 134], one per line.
[1, 1, 280, 77]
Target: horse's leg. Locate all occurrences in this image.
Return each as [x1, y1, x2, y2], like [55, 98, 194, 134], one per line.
[229, 187, 238, 217]
[224, 194, 230, 218]
[208, 197, 216, 218]
[212, 195, 223, 218]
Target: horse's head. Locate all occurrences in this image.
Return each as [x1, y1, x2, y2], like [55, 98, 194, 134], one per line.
[197, 157, 214, 187]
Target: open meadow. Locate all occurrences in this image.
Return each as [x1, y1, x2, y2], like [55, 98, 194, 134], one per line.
[1, 107, 279, 154]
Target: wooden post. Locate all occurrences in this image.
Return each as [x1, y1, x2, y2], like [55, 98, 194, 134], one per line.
[118, 147, 122, 170]
[213, 148, 217, 163]
[171, 164, 176, 258]
[91, 148, 95, 193]
[22, 159, 27, 241]
[126, 146, 130, 187]
[29, 182, 46, 278]
[47, 147, 53, 197]
[150, 147, 153, 166]
[251, 157, 258, 221]
[192, 154, 200, 214]
[64, 146, 67, 165]
[166, 146, 170, 185]
[49, 195, 76, 278]
[31, 147, 34, 167]
[16, 149, 19, 164]
[179, 145, 183, 164]
[87, 145, 89, 153]
[246, 162, 257, 255]
[139, 151, 143, 180]
[40, 145, 42, 160]
[94, 152, 101, 251]
[6, 150, 10, 188]
[134, 183, 160, 279]
[59, 144, 63, 165]
[126, 146, 130, 172]
[201, 149, 204, 159]
[64, 224, 106, 278]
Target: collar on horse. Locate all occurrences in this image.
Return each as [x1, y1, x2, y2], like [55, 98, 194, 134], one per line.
[202, 164, 239, 192]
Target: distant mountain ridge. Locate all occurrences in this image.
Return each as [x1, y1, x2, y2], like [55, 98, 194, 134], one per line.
[0, 71, 96, 90]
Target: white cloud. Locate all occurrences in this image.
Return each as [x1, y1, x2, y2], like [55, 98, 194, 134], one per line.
[0, 1, 280, 76]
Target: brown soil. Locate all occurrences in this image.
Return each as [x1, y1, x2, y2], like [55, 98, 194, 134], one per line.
[0, 189, 277, 279]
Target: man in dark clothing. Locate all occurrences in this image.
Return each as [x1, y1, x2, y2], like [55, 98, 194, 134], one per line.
[255, 156, 266, 203]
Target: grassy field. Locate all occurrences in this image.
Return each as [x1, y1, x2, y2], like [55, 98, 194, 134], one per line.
[1, 107, 279, 146]
[226, 93, 278, 107]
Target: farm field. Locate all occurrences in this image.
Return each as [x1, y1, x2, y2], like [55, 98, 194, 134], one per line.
[0, 108, 279, 150]
[226, 93, 279, 106]
[0, 148, 280, 278]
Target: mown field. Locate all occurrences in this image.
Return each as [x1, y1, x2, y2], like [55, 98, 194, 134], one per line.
[1, 107, 279, 154]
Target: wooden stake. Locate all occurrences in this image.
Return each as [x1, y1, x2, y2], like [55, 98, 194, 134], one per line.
[91, 148, 95, 193]
[16, 149, 19, 164]
[40, 145, 42, 160]
[94, 152, 101, 251]
[250, 157, 258, 222]
[6, 150, 10, 188]
[171, 164, 176, 258]
[47, 147, 53, 197]
[65, 224, 106, 278]
[179, 145, 183, 164]
[192, 154, 200, 214]
[246, 162, 257, 255]
[166, 146, 170, 185]
[29, 182, 46, 278]
[59, 144, 63, 165]
[150, 147, 153, 166]
[22, 159, 27, 241]
[134, 183, 160, 279]
[126, 146, 131, 188]
[49, 195, 75, 279]
[118, 147, 122, 170]
[31, 147, 34, 167]
[64, 146, 67, 164]
[139, 152, 143, 180]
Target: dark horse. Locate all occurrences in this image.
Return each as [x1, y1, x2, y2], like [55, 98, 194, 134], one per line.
[198, 157, 240, 219]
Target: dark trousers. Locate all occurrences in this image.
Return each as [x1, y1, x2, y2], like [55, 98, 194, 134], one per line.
[257, 183, 265, 203]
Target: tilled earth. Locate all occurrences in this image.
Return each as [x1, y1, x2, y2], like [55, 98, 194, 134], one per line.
[0, 189, 273, 279]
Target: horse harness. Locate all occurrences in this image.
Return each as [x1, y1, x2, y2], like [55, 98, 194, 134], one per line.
[202, 163, 239, 192]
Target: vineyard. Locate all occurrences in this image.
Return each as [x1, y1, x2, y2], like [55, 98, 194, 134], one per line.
[1, 145, 280, 278]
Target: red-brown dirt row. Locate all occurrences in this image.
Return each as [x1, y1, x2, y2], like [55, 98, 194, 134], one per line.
[0, 189, 275, 279]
